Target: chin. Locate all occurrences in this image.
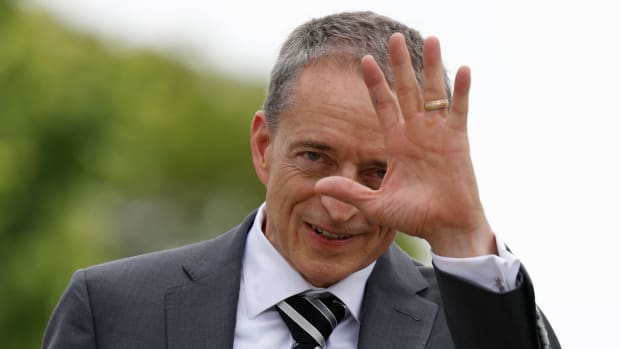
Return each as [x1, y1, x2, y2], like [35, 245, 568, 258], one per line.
[298, 259, 352, 288]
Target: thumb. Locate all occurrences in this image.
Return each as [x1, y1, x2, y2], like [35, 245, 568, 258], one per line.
[315, 176, 376, 211]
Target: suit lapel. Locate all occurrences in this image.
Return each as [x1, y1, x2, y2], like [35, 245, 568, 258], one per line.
[165, 212, 256, 349]
[163, 212, 438, 349]
[358, 244, 439, 349]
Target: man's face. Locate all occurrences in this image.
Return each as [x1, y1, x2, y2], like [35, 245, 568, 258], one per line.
[251, 61, 397, 287]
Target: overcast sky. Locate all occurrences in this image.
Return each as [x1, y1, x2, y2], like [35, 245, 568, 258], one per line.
[28, 0, 620, 347]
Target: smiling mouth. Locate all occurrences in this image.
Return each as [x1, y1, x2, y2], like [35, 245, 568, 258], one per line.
[311, 224, 353, 240]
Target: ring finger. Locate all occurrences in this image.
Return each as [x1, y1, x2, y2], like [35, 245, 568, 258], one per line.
[422, 36, 449, 111]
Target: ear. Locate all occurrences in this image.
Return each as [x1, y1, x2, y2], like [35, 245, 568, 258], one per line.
[250, 111, 272, 186]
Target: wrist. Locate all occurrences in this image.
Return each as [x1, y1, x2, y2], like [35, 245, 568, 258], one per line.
[428, 219, 497, 258]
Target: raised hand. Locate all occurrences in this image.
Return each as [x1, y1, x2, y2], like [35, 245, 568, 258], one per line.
[315, 33, 497, 257]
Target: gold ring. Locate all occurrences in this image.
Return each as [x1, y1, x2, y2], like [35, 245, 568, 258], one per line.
[424, 99, 450, 111]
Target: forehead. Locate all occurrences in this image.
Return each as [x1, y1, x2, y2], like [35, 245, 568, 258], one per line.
[276, 62, 385, 155]
[290, 62, 380, 126]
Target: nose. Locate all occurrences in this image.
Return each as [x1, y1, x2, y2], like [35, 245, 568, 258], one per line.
[320, 195, 359, 223]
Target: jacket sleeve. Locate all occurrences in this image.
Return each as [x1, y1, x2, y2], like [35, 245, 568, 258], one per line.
[434, 265, 561, 349]
[42, 270, 97, 348]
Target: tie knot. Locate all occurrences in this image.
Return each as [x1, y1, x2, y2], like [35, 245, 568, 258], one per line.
[276, 292, 347, 348]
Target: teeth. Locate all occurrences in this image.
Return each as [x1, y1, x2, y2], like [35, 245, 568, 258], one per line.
[312, 225, 352, 240]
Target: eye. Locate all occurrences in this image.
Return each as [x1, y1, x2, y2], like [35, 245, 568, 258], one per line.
[362, 166, 386, 189]
[376, 168, 386, 179]
[367, 166, 386, 180]
[295, 150, 332, 175]
[305, 151, 321, 161]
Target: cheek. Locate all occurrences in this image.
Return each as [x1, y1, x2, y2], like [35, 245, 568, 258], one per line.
[265, 164, 316, 227]
[367, 229, 397, 256]
[268, 161, 318, 198]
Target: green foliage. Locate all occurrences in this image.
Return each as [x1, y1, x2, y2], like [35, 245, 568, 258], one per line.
[0, 6, 265, 347]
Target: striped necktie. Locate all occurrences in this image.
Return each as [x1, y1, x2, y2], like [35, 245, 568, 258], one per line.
[276, 292, 347, 349]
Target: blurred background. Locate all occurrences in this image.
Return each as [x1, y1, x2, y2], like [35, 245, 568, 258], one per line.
[0, 0, 267, 347]
[1, 0, 618, 347]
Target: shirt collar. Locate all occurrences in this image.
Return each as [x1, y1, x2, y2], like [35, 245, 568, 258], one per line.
[241, 203, 375, 323]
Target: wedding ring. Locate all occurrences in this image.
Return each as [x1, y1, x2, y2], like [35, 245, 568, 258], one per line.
[424, 98, 450, 111]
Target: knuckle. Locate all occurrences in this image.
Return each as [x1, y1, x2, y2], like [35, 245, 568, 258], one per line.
[396, 83, 416, 97]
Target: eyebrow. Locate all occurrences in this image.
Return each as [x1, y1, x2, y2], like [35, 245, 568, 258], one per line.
[289, 140, 334, 152]
[368, 160, 388, 168]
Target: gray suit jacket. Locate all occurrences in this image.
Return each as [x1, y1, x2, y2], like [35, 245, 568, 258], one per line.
[43, 211, 560, 348]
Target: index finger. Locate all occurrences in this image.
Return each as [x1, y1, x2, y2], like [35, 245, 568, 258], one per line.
[361, 54, 402, 130]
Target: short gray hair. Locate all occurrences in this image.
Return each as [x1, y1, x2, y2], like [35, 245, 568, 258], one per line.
[263, 11, 451, 129]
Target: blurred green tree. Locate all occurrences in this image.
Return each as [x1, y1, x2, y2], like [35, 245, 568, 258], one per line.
[0, 4, 266, 347]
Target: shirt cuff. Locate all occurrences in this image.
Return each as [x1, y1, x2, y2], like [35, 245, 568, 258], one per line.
[431, 236, 521, 293]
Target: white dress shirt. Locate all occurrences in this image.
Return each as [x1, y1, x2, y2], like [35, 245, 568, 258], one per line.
[432, 235, 521, 292]
[233, 203, 520, 348]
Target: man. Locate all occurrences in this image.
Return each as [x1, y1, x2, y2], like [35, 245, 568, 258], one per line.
[43, 11, 560, 348]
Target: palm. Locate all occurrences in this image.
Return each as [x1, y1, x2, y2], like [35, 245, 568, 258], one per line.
[375, 105, 480, 239]
[316, 34, 493, 255]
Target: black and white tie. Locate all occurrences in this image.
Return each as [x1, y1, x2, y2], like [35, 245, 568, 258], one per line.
[276, 293, 347, 349]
